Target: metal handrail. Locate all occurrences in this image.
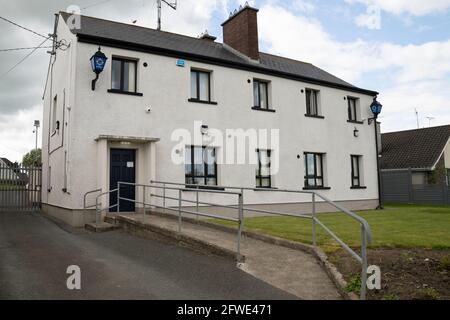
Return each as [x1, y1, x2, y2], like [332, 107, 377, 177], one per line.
[150, 179, 372, 300]
[83, 188, 102, 209]
[97, 182, 244, 257]
[94, 188, 119, 224]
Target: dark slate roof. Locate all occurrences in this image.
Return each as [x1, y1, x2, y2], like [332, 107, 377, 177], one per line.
[381, 125, 450, 170]
[0, 157, 13, 167]
[60, 12, 377, 95]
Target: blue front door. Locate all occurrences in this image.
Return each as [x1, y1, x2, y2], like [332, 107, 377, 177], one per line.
[109, 148, 136, 212]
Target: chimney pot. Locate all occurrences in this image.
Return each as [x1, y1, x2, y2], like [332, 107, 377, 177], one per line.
[198, 30, 217, 42]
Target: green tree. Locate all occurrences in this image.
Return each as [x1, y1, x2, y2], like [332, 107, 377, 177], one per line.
[22, 148, 42, 167]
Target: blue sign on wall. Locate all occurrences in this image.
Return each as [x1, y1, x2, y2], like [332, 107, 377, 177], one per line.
[176, 59, 185, 67]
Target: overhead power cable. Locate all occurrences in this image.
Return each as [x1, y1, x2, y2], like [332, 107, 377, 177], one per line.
[0, 46, 53, 52]
[0, 37, 50, 80]
[81, 0, 112, 10]
[0, 15, 49, 39]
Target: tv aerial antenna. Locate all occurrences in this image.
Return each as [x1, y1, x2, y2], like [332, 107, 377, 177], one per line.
[156, 0, 177, 31]
[426, 116, 435, 127]
[414, 108, 419, 129]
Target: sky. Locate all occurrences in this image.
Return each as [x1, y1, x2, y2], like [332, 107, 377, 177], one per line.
[0, 0, 450, 162]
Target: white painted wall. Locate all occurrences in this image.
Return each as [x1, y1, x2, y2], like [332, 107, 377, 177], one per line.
[443, 138, 450, 169]
[43, 14, 379, 211]
[42, 17, 78, 209]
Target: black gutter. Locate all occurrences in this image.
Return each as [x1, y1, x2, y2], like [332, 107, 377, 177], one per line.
[76, 33, 379, 96]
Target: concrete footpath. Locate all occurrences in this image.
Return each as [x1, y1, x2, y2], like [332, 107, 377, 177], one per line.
[114, 212, 342, 300]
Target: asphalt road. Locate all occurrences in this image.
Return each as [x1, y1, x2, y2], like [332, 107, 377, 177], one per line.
[0, 212, 295, 299]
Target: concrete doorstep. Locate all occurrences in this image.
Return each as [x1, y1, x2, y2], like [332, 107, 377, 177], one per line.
[85, 221, 120, 233]
[107, 211, 344, 300]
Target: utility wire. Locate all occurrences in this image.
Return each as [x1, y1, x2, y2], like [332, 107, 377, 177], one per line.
[0, 15, 48, 39]
[0, 46, 52, 52]
[81, 0, 112, 10]
[0, 37, 50, 80]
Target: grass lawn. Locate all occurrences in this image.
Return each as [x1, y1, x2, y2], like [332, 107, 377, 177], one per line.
[210, 203, 450, 251]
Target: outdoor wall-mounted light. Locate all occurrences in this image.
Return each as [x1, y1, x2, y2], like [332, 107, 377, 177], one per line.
[369, 97, 383, 123]
[200, 125, 209, 135]
[90, 46, 108, 91]
[353, 127, 359, 137]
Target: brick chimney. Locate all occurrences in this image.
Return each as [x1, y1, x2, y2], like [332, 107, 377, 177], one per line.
[221, 4, 259, 61]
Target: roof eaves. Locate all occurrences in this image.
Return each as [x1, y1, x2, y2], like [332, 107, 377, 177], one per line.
[76, 33, 379, 96]
[430, 136, 450, 170]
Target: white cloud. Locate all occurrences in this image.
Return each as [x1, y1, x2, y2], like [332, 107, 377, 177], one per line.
[346, 0, 450, 16]
[293, 0, 316, 13]
[354, 5, 381, 29]
[379, 80, 450, 132]
[259, 4, 450, 83]
[0, 105, 42, 162]
[258, 4, 450, 133]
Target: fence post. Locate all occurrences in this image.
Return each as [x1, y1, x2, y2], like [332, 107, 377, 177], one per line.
[312, 193, 316, 247]
[143, 185, 146, 219]
[117, 182, 120, 213]
[237, 192, 244, 258]
[407, 168, 413, 204]
[95, 197, 100, 225]
[178, 189, 182, 233]
[360, 225, 368, 300]
[163, 183, 166, 213]
[196, 189, 199, 220]
[442, 182, 448, 206]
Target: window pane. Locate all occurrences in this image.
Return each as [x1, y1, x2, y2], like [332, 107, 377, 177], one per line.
[306, 154, 315, 175]
[261, 178, 271, 187]
[352, 156, 358, 174]
[111, 59, 122, 90]
[205, 148, 216, 175]
[190, 71, 197, 99]
[349, 99, 356, 120]
[193, 147, 203, 164]
[253, 81, 259, 106]
[259, 82, 267, 109]
[306, 90, 311, 114]
[194, 177, 205, 185]
[311, 91, 317, 115]
[308, 178, 315, 187]
[185, 147, 192, 175]
[260, 166, 270, 176]
[193, 164, 204, 176]
[315, 155, 322, 176]
[316, 178, 323, 187]
[123, 61, 130, 91]
[185, 177, 194, 185]
[124, 61, 136, 92]
[256, 178, 261, 187]
[199, 72, 209, 101]
[186, 146, 217, 185]
[259, 150, 270, 166]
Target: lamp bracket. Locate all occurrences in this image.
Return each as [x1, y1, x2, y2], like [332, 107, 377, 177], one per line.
[91, 73, 99, 91]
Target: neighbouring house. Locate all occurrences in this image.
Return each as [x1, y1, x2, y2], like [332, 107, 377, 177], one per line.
[0, 158, 28, 185]
[380, 125, 450, 204]
[42, 5, 380, 226]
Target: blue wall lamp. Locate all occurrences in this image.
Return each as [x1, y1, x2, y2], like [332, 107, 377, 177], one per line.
[90, 46, 108, 91]
[369, 97, 383, 123]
